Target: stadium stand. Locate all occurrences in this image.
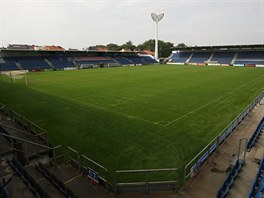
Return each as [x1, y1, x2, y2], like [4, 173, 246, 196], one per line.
[169, 44, 264, 66]
[46, 56, 75, 68]
[12, 56, 50, 70]
[73, 56, 115, 65]
[0, 49, 157, 71]
[170, 52, 192, 64]
[211, 52, 236, 64]
[140, 55, 158, 64]
[114, 57, 133, 65]
[216, 159, 244, 198]
[235, 51, 264, 65]
[188, 52, 212, 63]
[248, 156, 264, 198]
[247, 117, 264, 150]
[0, 105, 110, 198]
[8, 158, 52, 198]
[0, 57, 19, 71]
[125, 56, 144, 64]
[35, 163, 77, 198]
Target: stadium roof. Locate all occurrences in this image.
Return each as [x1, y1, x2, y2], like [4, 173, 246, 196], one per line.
[172, 44, 264, 51]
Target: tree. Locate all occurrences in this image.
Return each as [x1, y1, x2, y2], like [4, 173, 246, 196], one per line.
[87, 39, 175, 57]
[106, 43, 120, 51]
[137, 39, 174, 58]
[120, 41, 136, 51]
[88, 45, 106, 50]
[176, 43, 188, 48]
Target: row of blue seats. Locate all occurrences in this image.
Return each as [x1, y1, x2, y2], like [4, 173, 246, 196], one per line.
[248, 157, 264, 198]
[235, 60, 264, 65]
[48, 57, 74, 68]
[237, 51, 264, 59]
[141, 56, 158, 64]
[247, 117, 264, 150]
[115, 57, 132, 64]
[126, 56, 145, 64]
[8, 158, 51, 198]
[170, 51, 264, 65]
[36, 163, 77, 198]
[216, 159, 244, 198]
[0, 55, 157, 71]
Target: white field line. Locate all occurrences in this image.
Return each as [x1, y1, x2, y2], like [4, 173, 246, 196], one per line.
[31, 87, 162, 127]
[79, 101, 164, 126]
[164, 74, 264, 127]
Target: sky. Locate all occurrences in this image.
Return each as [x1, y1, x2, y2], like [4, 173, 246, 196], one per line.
[0, 0, 263, 49]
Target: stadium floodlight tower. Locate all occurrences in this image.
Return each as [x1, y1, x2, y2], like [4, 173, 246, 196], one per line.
[151, 12, 164, 60]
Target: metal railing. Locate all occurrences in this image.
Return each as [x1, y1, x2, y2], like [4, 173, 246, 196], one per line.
[53, 145, 109, 191]
[0, 103, 48, 145]
[0, 132, 52, 164]
[184, 91, 264, 186]
[115, 168, 178, 194]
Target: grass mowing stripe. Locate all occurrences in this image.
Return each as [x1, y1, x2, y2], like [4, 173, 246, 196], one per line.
[0, 65, 263, 184]
[165, 73, 264, 126]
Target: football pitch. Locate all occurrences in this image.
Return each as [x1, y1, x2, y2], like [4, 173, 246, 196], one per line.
[1, 65, 264, 180]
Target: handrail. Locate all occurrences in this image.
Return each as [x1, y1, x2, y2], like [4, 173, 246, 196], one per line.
[116, 168, 178, 173]
[53, 145, 109, 191]
[8, 108, 46, 133]
[0, 103, 47, 134]
[0, 123, 42, 138]
[0, 132, 52, 150]
[0, 144, 49, 160]
[115, 167, 178, 194]
[81, 154, 108, 172]
[0, 103, 49, 145]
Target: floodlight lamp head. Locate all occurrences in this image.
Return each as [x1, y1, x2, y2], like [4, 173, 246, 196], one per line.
[151, 13, 164, 22]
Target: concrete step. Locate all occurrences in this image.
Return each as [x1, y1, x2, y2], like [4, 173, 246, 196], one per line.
[48, 164, 112, 198]
[27, 166, 66, 198]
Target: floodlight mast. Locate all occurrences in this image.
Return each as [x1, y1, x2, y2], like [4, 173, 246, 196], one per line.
[151, 13, 164, 60]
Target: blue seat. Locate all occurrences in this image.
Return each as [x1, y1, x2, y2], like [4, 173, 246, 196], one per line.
[217, 160, 244, 198]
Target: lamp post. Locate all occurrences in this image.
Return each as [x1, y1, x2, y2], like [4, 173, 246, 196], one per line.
[151, 13, 164, 60]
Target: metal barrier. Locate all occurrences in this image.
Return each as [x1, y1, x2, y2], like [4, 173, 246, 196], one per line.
[115, 168, 178, 194]
[0, 103, 48, 146]
[53, 145, 109, 191]
[184, 91, 264, 186]
[0, 132, 52, 164]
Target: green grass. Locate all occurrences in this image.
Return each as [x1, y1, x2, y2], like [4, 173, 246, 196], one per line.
[1, 65, 264, 183]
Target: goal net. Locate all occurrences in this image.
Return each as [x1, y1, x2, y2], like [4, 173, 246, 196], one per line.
[1, 70, 28, 86]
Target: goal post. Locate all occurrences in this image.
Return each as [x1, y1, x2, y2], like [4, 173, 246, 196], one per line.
[1, 70, 28, 86]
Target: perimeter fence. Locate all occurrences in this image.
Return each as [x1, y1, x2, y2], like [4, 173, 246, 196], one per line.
[184, 91, 264, 186]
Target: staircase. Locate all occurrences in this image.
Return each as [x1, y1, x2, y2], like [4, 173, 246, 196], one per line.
[186, 52, 194, 64]
[15, 62, 23, 70]
[208, 52, 215, 62]
[231, 52, 239, 65]
[0, 105, 112, 198]
[44, 59, 55, 69]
